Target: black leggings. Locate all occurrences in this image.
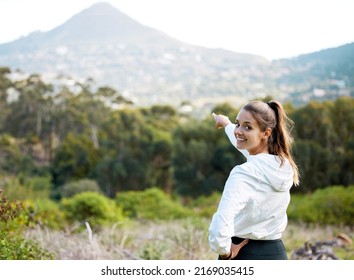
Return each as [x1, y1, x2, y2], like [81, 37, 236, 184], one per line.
[219, 237, 288, 260]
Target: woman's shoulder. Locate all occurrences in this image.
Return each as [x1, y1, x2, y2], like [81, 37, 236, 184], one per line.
[230, 160, 257, 175]
[231, 154, 291, 177]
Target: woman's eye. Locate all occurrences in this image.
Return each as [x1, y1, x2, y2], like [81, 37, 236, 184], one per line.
[235, 123, 251, 130]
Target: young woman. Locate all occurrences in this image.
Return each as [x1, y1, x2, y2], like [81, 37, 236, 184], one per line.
[209, 100, 299, 260]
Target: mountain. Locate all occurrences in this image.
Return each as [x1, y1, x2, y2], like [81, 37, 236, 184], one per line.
[281, 43, 354, 82]
[0, 2, 269, 106]
[0, 2, 353, 107]
[0, 2, 178, 50]
[274, 42, 354, 105]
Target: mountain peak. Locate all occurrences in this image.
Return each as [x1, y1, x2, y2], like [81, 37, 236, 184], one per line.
[88, 1, 116, 9]
[46, 1, 159, 44]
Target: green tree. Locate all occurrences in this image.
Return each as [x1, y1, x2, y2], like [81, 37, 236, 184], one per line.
[329, 97, 354, 185]
[0, 134, 41, 176]
[291, 98, 354, 190]
[51, 133, 99, 194]
[173, 117, 245, 198]
[4, 74, 53, 139]
[293, 140, 333, 192]
[291, 101, 335, 149]
[94, 107, 176, 197]
[0, 67, 12, 131]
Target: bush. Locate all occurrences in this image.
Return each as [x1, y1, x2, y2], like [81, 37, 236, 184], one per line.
[1, 175, 51, 201]
[0, 195, 23, 226]
[188, 192, 221, 218]
[115, 187, 193, 220]
[60, 179, 102, 198]
[61, 192, 125, 228]
[0, 232, 53, 260]
[0, 194, 53, 259]
[22, 199, 66, 229]
[288, 185, 354, 225]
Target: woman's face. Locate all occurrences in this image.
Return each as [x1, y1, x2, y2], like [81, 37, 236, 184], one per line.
[234, 109, 269, 155]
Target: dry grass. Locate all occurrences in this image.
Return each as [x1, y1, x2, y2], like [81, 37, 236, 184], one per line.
[283, 222, 354, 259]
[24, 219, 353, 260]
[24, 219, 216, 260]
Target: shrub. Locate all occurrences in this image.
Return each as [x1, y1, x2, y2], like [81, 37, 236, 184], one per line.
[61, 192, 125, 228]
[22, 199, 66, 229]
[115, 187, 193, 220]
[188, 192, 221, 218]
[60, 179, 102, 198]
[288, 185, 354, 225]
[0, 194, 53, 259]
[0, 195, 22, 226]
[1, 175, 51, 201]
[24, 175, 52, 194]
[0, 232, 53, 260]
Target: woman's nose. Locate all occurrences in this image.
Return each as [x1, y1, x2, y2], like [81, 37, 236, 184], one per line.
[235, 126, 241, 135]
[234, 126, 241, 136]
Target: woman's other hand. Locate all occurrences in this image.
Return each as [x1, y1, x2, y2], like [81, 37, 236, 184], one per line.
[219, 238, 249, 260]
[230, 239, 249, 259]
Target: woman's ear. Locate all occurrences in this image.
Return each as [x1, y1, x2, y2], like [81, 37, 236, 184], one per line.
[263, 128, 272, 140]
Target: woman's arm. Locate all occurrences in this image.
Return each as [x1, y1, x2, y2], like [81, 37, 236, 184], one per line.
[208, 169, 250, 256]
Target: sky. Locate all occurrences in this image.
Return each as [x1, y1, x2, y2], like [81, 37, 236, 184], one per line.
[0, 0, 353, 60]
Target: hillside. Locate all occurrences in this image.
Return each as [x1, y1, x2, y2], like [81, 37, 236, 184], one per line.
[0, 2, 268, 107]
[0, 2, 353, 107]
[274, 42, 354, 105]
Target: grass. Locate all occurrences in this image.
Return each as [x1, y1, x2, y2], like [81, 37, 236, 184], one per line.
[283, 222, 353, 259]
[23, 219, 353, 260]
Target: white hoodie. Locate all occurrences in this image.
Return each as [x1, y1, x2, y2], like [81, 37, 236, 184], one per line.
[208, 124, 294, 256]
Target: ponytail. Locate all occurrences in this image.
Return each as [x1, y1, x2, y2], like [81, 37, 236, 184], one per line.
[243, 100, 300, 186]
[267, 101, 299, 186]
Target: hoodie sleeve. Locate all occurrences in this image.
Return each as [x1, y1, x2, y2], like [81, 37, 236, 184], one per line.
[225, 124, 249, 159]
[208, 167, 250, 255]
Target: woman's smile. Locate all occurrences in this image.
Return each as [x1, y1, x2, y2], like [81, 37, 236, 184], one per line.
[236, 137, 247, 144]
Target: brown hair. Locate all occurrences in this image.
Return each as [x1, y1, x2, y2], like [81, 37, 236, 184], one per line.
[243, 100, 299, 186]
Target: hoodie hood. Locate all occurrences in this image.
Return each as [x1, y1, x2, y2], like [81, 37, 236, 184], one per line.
[247, 154, 294, 191]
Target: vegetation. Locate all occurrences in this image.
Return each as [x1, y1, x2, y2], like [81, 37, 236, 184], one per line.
[1, 68, 353, 198]
[0, 67, 353, 259]
[1, 185, 352, 259]
[288, 185, 354, 225]
[0, 194, 53, 259]
[115, 187, 193, 220]
[61, 192, 125, 229]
